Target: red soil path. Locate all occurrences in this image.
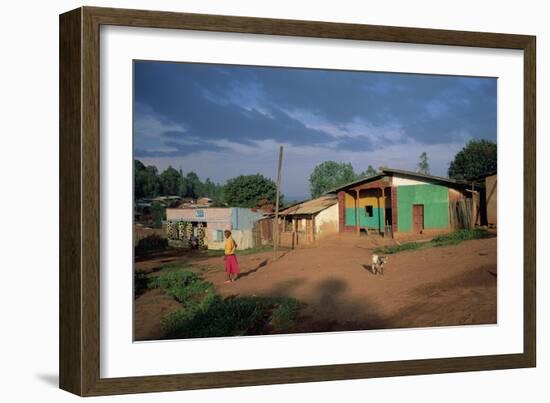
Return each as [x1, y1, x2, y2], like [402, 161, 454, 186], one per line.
[134, 234, 496, 340]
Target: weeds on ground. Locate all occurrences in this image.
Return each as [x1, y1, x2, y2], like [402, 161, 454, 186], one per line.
[135, 234, 168, 255]
[374, 228, 491, 255]
[431, 228, 490, 247]
[151, 264, 299, 339]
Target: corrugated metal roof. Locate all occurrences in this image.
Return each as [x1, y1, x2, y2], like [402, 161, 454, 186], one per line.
[279, 195, 337, 216]
[325, 167, 472, 194]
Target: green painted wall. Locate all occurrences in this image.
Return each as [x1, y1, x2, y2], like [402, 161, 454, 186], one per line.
[397, 184, 449, 232]
[345, 207, 384, 229]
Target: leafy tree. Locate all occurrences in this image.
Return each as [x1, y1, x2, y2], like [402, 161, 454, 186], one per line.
[309, 161, 356, 198]
[159, 166, 182, 195]
[358, 165, 378, 178]
[151, 201, 166, 229]
[185, 171, 202, 198]
[417, 152, 430, 175]
[448, 139, 497, 180]
[134, 160, 160, 198]
[223, 174, 281, 208]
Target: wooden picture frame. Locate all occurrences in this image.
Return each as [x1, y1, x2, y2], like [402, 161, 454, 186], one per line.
[59, 6, 536, 396]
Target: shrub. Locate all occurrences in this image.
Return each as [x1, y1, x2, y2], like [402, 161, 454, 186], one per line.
[148, 270, 199, 290]
[134, 271, 150, 297]
[374, 228, 491, 255]
[432, 228, 490, 246]
[151, 202, 165, 229]
[135, 234, 168, 255]
[270, 298, 299, 331]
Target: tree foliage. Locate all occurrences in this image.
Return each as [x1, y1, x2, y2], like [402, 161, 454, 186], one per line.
[448, 139, 497, 180]
[134, 160, 223, 200]
[358, 165, 378, 178]
[417, 152, 430, 175]
[223, 174, 281, 208]
[309, 161, 357, 198]
[134, 160, 161, 199]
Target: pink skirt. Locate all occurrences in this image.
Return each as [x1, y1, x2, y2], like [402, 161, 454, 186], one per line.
[225, 254, 240, 274]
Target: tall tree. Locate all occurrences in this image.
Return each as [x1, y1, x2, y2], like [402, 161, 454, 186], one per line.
[309, 161, 356, 198]
[134, 160, 160, 198]
[358, 165, 378, 178]
[223, 174, 281, 208]
[185, 171, 202, 198]
[159, 166, 182, 195]
[417, 152, 430, 175]
[448, 139, 497, 180]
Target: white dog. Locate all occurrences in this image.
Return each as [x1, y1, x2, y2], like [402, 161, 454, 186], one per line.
[371, 254, 388, 275]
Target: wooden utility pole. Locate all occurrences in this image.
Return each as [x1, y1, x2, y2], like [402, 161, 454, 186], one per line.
[273, 146, 284, 253]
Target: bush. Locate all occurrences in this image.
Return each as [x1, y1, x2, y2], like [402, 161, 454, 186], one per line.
[134, 271, 150, 297]
[374, 228, 491, 255]
[151, 202, 165, 229]
[270, 298, 299, 331]
[432, 228, 490, 246]
[135, 234, 168, 255]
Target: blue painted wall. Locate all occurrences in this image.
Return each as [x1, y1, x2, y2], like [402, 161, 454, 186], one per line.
[231, 208, 264, 230]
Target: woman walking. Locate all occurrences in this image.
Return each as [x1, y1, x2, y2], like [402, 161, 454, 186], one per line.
[223, 230, 240, 283]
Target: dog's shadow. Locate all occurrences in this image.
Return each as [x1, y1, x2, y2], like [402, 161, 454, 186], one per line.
[361, 264, 377, 275]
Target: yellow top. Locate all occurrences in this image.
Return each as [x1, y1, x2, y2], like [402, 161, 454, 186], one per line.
[224, 236, 236, 255]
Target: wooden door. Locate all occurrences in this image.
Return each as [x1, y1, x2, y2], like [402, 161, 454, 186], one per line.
[413, 204, 424, 233]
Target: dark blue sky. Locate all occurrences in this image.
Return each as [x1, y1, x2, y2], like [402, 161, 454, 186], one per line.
[134, 60, 496, 199]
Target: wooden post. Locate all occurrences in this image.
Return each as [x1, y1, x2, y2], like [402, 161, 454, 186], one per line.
[273, 146, 284, 253]
[355, 189, 360, 236]
[380, 187, 385, 235]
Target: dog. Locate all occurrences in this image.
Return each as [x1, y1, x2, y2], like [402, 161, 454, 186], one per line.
[371, 254, 388, 275]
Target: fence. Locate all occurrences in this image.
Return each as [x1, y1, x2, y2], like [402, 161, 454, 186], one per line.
[449, 199, 473, 230]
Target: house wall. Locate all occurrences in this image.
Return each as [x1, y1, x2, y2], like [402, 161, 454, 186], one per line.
[165, 207, 261, 249]
[485, 174, 497, 226]
[343, 190, 387, 229]
[396, 184, 449, 232]
[166, 207, 232, 223]
[231, 208, 264, 230]
[315, 203, 339, 237]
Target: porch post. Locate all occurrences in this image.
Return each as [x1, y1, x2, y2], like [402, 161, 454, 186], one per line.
[380, 187, 385, 235]
[355, 188, 360, 236]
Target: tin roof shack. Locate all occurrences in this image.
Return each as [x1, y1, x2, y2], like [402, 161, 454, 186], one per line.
[165, 207, 264, 250]
[330, 168, 476, 239]
[484, 174, 497, 228]
[277, 195, 339, 248]
[469, 171, 497, 228]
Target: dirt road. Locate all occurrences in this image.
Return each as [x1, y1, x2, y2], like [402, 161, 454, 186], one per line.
[134, 234, 497, 339]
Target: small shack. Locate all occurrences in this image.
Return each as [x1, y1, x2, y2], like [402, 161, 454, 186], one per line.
[165, 207, 264, 250]
[276, 195, 339, 248]
[484, 173, 497, 228]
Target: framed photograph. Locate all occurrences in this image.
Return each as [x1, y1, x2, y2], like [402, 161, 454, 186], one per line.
[59, 6, 536, 396]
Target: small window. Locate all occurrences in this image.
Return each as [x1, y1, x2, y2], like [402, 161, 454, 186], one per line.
[365, 205, 374, 217]
[215, 230, 224, 242]
[195, 209, 204, 218]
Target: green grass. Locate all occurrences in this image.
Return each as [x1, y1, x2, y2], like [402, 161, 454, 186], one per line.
[431, 228, 491, 247]
[150, 263, 299, 339]
[374, 228, 491, 255]
[269, 298, 299, 332]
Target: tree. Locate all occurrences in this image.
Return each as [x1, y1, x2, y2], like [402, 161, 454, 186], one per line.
[222, 174, 281, 208]
[448, 139, 497, 180]
[150, 201, 165, 229]
[185, 171, 202, 198]
[358, 165, 378, 178]
[309, 161, 356, 198]
[417, 152, 430, 175]
[134, 160, 160, 198]
[159, 166, 182, 195]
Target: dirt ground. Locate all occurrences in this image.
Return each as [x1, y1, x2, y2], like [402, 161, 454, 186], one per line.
[134, 234, 497, 340]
